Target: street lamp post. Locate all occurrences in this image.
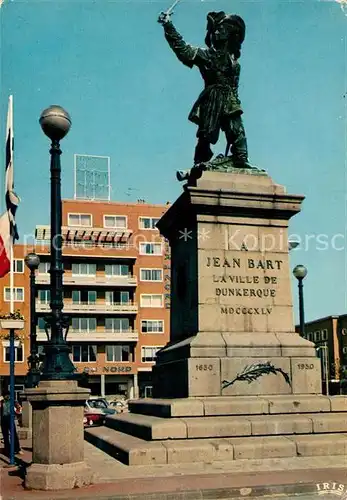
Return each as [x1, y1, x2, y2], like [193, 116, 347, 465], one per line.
[24, 106, 91, 491]
[293, 264, 308, 337]
[24, 252, 40, 388]
[39, 106, 76, 380]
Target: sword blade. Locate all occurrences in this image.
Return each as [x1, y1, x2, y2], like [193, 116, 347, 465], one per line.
[165, 0, 181, 15]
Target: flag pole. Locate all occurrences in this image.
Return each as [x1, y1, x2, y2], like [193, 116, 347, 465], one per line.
[7, 95, 16, 465]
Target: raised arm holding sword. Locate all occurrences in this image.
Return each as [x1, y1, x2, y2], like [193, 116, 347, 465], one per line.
[157, 1, 252, 177]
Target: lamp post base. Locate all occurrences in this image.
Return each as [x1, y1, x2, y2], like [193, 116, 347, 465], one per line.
[24, 380, 93, 491]
[25, 462, 93, 491]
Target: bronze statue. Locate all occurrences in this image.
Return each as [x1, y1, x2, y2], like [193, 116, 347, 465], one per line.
[158, 9, 251, 171]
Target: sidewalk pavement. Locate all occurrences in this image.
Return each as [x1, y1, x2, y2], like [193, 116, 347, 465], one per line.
[1, 439, 347, 500]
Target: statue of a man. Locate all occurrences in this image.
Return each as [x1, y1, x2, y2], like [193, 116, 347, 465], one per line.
[158, 10, 250, 168]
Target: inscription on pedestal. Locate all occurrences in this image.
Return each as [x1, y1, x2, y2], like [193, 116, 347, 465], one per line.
[204, 254, 283, 316]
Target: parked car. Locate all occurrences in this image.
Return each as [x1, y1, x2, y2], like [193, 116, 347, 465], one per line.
[83, 398, 116, 427]
[85, 397, 116, 416]
[110, 400, 128, 413]
[83, 409, 105, 427]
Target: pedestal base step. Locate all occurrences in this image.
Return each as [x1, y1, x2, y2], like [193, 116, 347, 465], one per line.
[85, 427, 347, 466]
[104, 410, 347, 441]
[129, 395, 347, 418]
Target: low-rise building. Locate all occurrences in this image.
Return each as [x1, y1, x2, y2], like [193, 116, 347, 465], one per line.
[296, 315, 346, 394]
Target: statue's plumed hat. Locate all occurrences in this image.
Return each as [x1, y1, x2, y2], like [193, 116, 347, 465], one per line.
[205, 11, 246, 48]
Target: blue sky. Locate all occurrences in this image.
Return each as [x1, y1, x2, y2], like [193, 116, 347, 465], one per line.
[0, 0, 346, 322]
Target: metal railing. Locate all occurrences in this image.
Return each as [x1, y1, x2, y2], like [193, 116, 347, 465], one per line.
[36, 328, 139, 342]
[36, 300, 138, 314]
[35, 273, 137, 286]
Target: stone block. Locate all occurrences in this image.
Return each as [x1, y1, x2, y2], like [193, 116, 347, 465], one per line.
[199, 303, 294, 334]
[329, 396, 347, 412]
[163, 440, 215, 464]
[21, 400, 32, 429]
[106, 413, 187, 440]
[153, 357, 221, 398]
[223, 333, 282, 357]
[32, 404, 85, 464]
[228, 436, 296, 460]
[25, 462, 93, 491]
[209, 439, 234, 460]
[248, 414, 313, 435]
[18, 427, 32, 440]
[85, 426, 167, 466]
[310, 414, 347, 433]
[129, 398, 205, 418]
[221, 357, 291, 396]
[203, 397, 269, 416]
[276, 333, 317, 356]
[190, 332, 227, 358]
[182, 416, 251, 438]
[290, 358, 322, 394]
[289, 434, 347, 457]
[188, 358, 221, 396]
[266, 395, 331, 414]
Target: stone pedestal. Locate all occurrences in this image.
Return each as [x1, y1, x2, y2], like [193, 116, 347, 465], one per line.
[18, 398, 32, 440]
[25, 380, 93, 490]
[153, 170, 319, 398]
[83, 170, 347, 468]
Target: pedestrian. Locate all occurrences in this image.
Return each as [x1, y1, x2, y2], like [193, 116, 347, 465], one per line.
[0, 389, 22, 456]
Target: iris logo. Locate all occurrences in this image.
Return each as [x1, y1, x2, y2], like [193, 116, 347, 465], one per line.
[316, 482, 347, 497]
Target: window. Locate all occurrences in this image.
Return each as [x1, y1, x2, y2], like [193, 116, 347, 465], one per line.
[68, 214, 92, 227]
[38, 261, 50, 274]
[139, 217, 160, 230]
[72, 291, 81, 304]
[71, 317, 97, 332]
[72, 263, 96, 276]
[307, 333, 313, 341]
[105, 318, 130, 332]
[141, 346, 162, 363]
[105, 264, 129, 277]
[106, 345, 131, 362]
[4, 287, 24, 302]
[14, 259, 24, 273]
[343, 347, 347, 355]
[72, 345, 97, 363]
[104, 215, 127, 229]
[139, 242, 162, 255]
[120, 291, 130, 304]
[321, 329, 328, 341]
[105, 291, 114, 305]
[3, 345, 24, 362]
[38, 317, 46, 330]
[88, 291, 97, 304]
[38, 289, 50, 304]
[141, 320, 164, 333]
[140, 294, 163, 308]
[314, 331, 321, 342]
[140, 269, 163, 282]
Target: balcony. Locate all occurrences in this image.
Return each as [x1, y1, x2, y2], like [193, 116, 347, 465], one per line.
[36, 329, 139, 342]
[36, 301, 138, 314]
[36, 273, 137, 287]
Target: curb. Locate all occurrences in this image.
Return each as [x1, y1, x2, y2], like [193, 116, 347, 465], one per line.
[4, 481, 320, 500]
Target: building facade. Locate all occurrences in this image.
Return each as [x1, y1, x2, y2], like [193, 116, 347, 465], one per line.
[296, 315, 346, 394]
[0, 199, 171, 400]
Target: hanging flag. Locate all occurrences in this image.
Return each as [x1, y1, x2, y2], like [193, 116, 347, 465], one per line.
[0, 95, 19, 278]
[0, 211, 11, 277]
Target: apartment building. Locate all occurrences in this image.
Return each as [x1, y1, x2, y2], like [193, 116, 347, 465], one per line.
[0, 199, 171, 400]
